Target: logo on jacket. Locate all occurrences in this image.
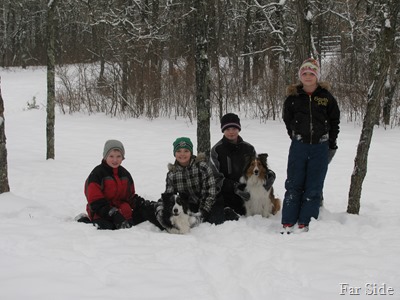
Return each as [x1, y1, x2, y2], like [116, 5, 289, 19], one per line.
[314, 97, 328, 106]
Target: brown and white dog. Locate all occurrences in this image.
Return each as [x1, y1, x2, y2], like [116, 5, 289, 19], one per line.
[239, 153, 281, 217]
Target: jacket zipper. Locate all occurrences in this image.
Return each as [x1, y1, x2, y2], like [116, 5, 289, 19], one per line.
[309, 94, 313, 144]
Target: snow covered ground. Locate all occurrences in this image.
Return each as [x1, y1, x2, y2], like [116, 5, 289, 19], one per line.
[0, 67, 399, 300]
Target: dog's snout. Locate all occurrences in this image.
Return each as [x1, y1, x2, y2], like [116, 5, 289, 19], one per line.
[254, 168, 259, 175]
[173, 208, 179, 214]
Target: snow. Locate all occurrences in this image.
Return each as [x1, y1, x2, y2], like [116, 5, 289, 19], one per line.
[1, 66, 399, 300]
[306, 11, 313, 21]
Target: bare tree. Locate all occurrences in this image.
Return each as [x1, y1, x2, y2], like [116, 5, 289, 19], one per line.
[292, 0, 313, 65]
[195, 0, 211, 156]
[46, 0, 58, 160]
[0, 77, 10, 193]
[382, 59, 399, 127]
[347, 0, 399, 214]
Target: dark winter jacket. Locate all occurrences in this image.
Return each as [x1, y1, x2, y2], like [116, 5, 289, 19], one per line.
[210, 136, 256, 196]
[283, 82, 340, 148]
[165, 153, 216, 215]
[85, 160, 136, 221]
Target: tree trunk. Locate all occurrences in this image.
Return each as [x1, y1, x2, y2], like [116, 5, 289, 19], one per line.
[121, 53, 128, 113]
[382, 63, 399, 127]
[195, 0, 211, 157]
[46, 0, 58, 160]
[293, 0, 312, 67]
[347, 0, 399, 214]
[242, 2, 251, 95]
[0, 77, 10, 193]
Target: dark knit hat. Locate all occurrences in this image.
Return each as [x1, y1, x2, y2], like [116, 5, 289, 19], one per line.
[173, 137, 193, 155]
[103, 139, 125, 159]
[298, 58, 320, 80]
[221, 113, 241, 132]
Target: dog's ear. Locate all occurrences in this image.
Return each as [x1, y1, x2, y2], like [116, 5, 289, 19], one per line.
[258, 153, 269, 169]
[178, 192, 189, 201]
[161, 192, 173, 201]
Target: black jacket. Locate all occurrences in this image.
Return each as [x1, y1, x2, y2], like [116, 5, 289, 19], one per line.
[283, 82, 340, 148]
[210, 136, 256, 196]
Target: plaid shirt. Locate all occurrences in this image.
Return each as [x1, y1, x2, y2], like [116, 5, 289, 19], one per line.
[165, 154, 216, 214]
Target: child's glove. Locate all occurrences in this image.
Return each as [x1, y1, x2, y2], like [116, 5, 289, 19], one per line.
[234, 183, 250, 201]
[109, 207, 131, 229]
[263, 170, 276, 191]
[155, 203, 168, 230]
[328, 148, 337, 164]
[328, 141, 338, 164]
[189, 211, 203, 228]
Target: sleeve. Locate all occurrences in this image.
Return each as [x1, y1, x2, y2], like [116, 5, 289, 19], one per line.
[221, 177, 236, 194]
[127, 171, 136, 199]
[327, 94, 340, 148]
[121, 169, 136, 204]
[209, 145, 225, 193]
[85, 170, 106, 205]
[282, 96, 293, 138]
[84, 168, 111, 218]
[164, 172, 176, 194]
[90, 198, 111, 218]
[198, 162, 217, 215]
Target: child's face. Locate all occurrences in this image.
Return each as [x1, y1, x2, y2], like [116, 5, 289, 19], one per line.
[300, 72, 318, 88]
[105, 150, 123, 168]
[175, 148, 191, 166]
[223, 127, 240, 143]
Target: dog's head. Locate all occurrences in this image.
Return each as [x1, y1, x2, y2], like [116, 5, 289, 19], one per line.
[161, 193, 189, 216]
[243, 153, 269, 179]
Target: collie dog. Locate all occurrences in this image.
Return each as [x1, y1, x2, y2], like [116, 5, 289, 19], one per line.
[239, 153, 281, 217]
[160, 193, 192, 234]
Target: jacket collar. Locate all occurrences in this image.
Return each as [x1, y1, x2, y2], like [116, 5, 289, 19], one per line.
[286, 81, 331, 96]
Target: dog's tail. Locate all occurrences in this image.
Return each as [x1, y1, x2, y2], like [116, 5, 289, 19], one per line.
[269, 187, 281, 215]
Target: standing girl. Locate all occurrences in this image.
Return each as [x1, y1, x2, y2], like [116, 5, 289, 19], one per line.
[281, 58, 340, 233]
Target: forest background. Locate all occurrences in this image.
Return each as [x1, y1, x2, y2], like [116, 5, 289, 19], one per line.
[1, 0, 399, 127]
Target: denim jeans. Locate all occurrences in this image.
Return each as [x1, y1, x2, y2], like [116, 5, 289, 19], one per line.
[282, 139, 329, 225]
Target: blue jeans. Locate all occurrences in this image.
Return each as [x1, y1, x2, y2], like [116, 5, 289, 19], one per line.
[282, 139, 329, 225]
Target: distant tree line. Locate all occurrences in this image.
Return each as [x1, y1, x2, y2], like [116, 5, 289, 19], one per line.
[1, 0, 399, 126]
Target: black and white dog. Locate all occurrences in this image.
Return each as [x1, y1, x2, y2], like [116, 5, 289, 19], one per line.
[159, 193, 193, 234]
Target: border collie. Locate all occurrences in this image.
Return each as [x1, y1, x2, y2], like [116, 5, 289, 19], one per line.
[239, 153, 281, 217]
[160, 193, 192, 234]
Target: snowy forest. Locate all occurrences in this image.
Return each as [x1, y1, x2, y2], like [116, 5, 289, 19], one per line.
[1, 0, 399, 125]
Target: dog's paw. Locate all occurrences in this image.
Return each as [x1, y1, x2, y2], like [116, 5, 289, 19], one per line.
[167, 226, 190, 234]
[189, 215, 202, 228]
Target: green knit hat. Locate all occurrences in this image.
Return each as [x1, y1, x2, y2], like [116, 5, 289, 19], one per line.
[173, 137, 193, 155]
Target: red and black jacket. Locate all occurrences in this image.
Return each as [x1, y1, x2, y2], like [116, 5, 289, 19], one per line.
[84, 160, 136, 220]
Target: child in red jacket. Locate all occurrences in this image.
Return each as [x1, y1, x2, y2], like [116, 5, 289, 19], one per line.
[78, 140, 155, 230]
[85, 140, 134, 229]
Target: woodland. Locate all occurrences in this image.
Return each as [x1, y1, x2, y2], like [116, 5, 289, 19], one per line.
[1, 0, 399, 125]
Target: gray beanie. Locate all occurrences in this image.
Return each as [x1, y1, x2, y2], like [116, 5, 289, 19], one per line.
[103, 139, 125, 159]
